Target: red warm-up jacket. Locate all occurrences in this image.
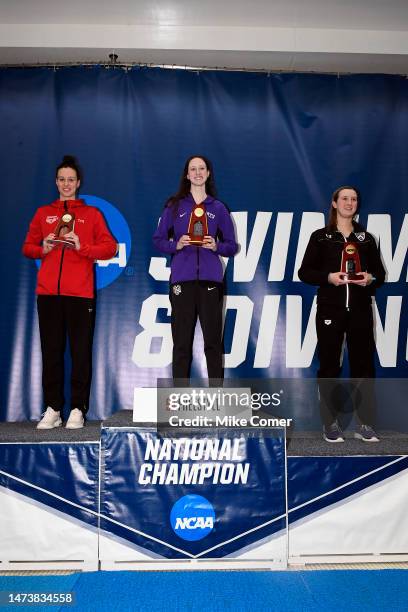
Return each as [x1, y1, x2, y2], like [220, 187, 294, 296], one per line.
[22, 199, 117, 298]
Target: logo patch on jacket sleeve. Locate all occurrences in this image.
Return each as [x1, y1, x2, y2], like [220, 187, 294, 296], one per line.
[355, 232, 365, 241]
[46, 215, 58, 224]
[324, 319, 332, 325]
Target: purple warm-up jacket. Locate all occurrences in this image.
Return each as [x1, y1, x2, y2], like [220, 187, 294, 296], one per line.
[153, 194, 238, 283]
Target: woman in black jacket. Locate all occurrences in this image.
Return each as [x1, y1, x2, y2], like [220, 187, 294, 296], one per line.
[298, 186, 385, 443]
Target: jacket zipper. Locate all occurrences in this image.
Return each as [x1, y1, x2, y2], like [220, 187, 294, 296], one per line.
[57, 249, 65, 295]
[341, 234, 350, 310]
[57, 201, 68, 295]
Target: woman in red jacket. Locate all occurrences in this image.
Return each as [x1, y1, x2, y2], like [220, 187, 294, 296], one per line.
[23, 155, 117, 429]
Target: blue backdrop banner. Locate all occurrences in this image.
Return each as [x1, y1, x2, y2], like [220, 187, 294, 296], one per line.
[0, 67, 407, 420]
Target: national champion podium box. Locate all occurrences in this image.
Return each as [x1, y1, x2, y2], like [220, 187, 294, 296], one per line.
[98, 409, 288, 570]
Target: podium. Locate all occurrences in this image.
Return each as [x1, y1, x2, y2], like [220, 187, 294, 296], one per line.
[1, 409, 408, 570]
[99, 410, 288, 570]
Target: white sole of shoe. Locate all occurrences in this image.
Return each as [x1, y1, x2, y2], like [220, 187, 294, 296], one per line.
[354, 433, 380, 442]
[323, 436, 345, 443]
[65, 422, 84, 429]
[36, 419, 62, 430]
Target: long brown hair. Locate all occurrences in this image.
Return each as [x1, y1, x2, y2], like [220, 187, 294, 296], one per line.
[328, 185, 360, 231]
[166, 155, 216, 209]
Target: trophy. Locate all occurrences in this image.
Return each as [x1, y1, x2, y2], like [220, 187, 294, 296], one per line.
[187, 202, 208, 245]
[48, 211, 76, 248]
[341, 242, 364, 279]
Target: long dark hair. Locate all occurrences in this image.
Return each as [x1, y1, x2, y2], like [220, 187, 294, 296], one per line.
[327, 185, 360, 232]
[55, 155, 83, 183]
[166, 155, 216, 208]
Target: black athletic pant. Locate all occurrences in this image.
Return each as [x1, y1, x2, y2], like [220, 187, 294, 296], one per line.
[170, 281, 224, 381]
[316, 304, 376, 427]
[37, 295, 96, 414]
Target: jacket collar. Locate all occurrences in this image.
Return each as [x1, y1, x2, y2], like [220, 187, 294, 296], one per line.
[186, 193, 214, 206]
[51, 199, 86, 210]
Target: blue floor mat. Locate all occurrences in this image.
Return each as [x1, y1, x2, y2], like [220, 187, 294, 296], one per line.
[1, 569, 407, 612]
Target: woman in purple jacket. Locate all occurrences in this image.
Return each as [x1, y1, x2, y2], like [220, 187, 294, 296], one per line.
[153, 155, 238, 381]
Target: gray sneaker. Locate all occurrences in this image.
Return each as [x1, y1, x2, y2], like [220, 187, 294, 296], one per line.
[354, 424, 380, 442]
[323, 421, 345, 443]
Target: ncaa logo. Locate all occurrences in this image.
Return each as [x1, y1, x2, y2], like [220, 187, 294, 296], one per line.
[170, 495, 215, 541]
[83, 195, 131, 290]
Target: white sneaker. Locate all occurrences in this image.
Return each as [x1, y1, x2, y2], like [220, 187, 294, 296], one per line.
[37, 407, 62, 429]
[65, 408, 84, 429]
